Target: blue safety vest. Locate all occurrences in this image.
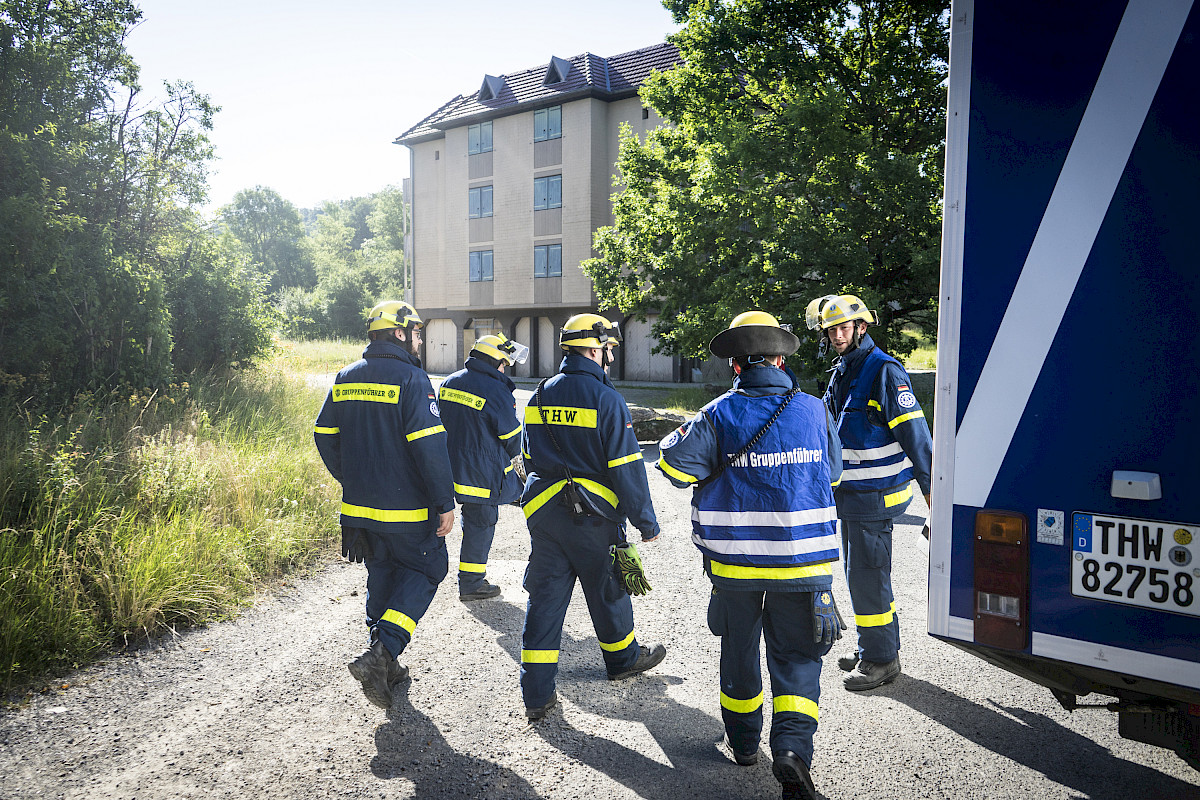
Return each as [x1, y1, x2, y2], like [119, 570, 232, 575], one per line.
[438, 357, 522, 506]
[693, 390, 838, 583]
[828, 346, 915, 495]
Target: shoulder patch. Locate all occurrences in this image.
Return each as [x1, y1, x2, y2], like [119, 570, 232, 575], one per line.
[897, 391, 917, 409]
[660, 429, 680, 449]
[429, 401, 441, 417]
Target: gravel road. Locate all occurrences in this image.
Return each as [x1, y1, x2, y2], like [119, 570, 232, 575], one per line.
[3, 451, 1198, 799]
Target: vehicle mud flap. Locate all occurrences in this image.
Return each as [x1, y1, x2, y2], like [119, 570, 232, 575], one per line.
[1118, 704, 1200, 773]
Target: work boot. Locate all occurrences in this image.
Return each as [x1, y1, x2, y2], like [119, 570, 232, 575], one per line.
[723, 734, 759, 766]
[387, 658, 410, 688]
[459, 581, 502, 601]
[843, 656, 901, 691]
[348, 641, 395, 709]
[525, 691, 558, 721]
[608, 643, 667, 680]
[836, 650, 860, 672]
[772, 750, 817, 800]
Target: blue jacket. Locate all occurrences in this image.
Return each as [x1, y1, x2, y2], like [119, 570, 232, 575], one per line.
[824, 334, 932, 520]
[657, 364, 842, 592]
[520, 354, 660, 540]
[314, 339, 455, 533]
[439, 357, 522, 506]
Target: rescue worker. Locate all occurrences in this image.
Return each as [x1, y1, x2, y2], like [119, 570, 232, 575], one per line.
[438, 332, 528, 601]
[518, 313, 666, 721]
[657, 311, 843, 800]
[313, 300, 455, 711]
[805, 294, 932, 692]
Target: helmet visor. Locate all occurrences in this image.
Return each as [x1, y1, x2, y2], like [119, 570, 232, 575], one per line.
[805, 295, 838, 330]
[505, 341, 530, 365]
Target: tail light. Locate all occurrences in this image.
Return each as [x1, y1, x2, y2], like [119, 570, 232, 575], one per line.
[974, 510, 1030, 650]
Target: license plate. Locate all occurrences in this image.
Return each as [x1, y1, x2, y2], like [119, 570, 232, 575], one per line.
[1071, 513, 1199, 617]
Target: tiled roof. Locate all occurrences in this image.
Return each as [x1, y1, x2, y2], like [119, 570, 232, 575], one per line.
[395, 42, 681, 144]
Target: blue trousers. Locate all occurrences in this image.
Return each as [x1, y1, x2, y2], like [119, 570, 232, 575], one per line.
[520, 505, 641, 709]
[708, 587, 828, 765]
[360, 525, 449, 660]
[841, 517, 900, 663]
[459, 502, 499, 593]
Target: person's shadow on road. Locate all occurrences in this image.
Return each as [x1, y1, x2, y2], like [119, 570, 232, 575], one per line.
[464, 597, 806, 800]
[369, 678, 538, 798]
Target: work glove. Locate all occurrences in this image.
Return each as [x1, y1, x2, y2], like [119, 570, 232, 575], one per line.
[610, 542, 652, 596]
[812, 590, 845, 646]
[341, 527, 372, 563]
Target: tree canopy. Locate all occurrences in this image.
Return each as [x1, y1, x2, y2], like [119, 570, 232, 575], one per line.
[0, 0, 273, 401]
[583, 0, 948, 370]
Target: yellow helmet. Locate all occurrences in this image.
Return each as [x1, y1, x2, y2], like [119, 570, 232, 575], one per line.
[367, 300, 421, 332]
[559, 314, 621, 351]
[804, 294, 876, 331]
[471, 333, 530, 366]
[709, 310, 799, 359]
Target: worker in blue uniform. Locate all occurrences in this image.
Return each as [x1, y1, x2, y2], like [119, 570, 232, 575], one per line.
[519, 313, 666, 722]
[313, 300, 455, 711]
[657, 311, 844, 800]
[438, 333, 528, 601]
[805, 294, 933, 692]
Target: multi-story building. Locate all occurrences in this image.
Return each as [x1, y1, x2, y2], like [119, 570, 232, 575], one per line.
[394, 43, 688, 379]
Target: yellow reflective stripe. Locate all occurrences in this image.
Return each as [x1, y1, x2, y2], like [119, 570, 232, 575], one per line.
[708, 561, 834, 581]
[314, 426, 339, 435]
[332, 383, 399, 403]
[459, 562, 486, 573]
[884, 485, 913, 507]
[504, 464, 514, 474]
[773, 695, 818, 721]
[521, 649, 559, 663]
[657, 458, 699, 484]
[522, 479, 618, 518]
[868, 399, 882, 411]
[406, 424, 446, 442]
[381, 608, 416, 634]
[575, 478, 618, 508]
[720, 690, 764, 714]
[341, 502, 429, 523]
[831, 475, 842, 488]
[523, 480, 568, 518]
[888, 409, 925, 429]
[499, 425, 522, 440]
[439, 386, 486, 410]
[607, 452, 643, 468]
[524, 406, 598, 428]
[454, 482, 491, 498]
[599, 630, 635, 652]
[856, 601, 897, 628]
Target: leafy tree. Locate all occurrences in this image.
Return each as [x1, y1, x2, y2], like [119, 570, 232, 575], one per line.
[583, 0, 948, 370]
[219, 186, 315, 296]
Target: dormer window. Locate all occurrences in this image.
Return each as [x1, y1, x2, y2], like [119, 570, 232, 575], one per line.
[543, 56, 572, 86]
[479, 74, 505, 101]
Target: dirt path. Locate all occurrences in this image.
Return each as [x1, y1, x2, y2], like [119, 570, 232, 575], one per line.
[3, 459, 1195, 799]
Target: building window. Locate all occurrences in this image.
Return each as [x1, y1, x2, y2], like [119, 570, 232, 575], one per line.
[534, 244, 562, 278]
[469, 250, 494, 282]
[534, 175, 561, 210]
[468, 121, 493, 155]
[468, 185, 493, 218]
[534, 105, 562, 141]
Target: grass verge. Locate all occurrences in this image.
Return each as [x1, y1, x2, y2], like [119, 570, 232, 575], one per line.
[0, 347, 341, 695]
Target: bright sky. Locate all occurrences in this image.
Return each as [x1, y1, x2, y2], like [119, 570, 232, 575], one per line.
[124, 0, 682, 214]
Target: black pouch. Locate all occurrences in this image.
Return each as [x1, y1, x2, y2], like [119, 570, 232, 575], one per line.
[559, 480, 587, 517]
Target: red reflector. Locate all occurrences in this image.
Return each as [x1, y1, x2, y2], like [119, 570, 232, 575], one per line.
[974, 510, 1030, 651]
[1189, 704, 1200, 717]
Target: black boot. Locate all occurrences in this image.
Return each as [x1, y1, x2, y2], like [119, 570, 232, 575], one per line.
[348, 641, 396, 709]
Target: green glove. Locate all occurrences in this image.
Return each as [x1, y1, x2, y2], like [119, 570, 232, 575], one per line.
[610, 542, 652, 596]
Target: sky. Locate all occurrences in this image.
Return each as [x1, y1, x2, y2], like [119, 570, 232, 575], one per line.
[123, 0, 683, 213]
